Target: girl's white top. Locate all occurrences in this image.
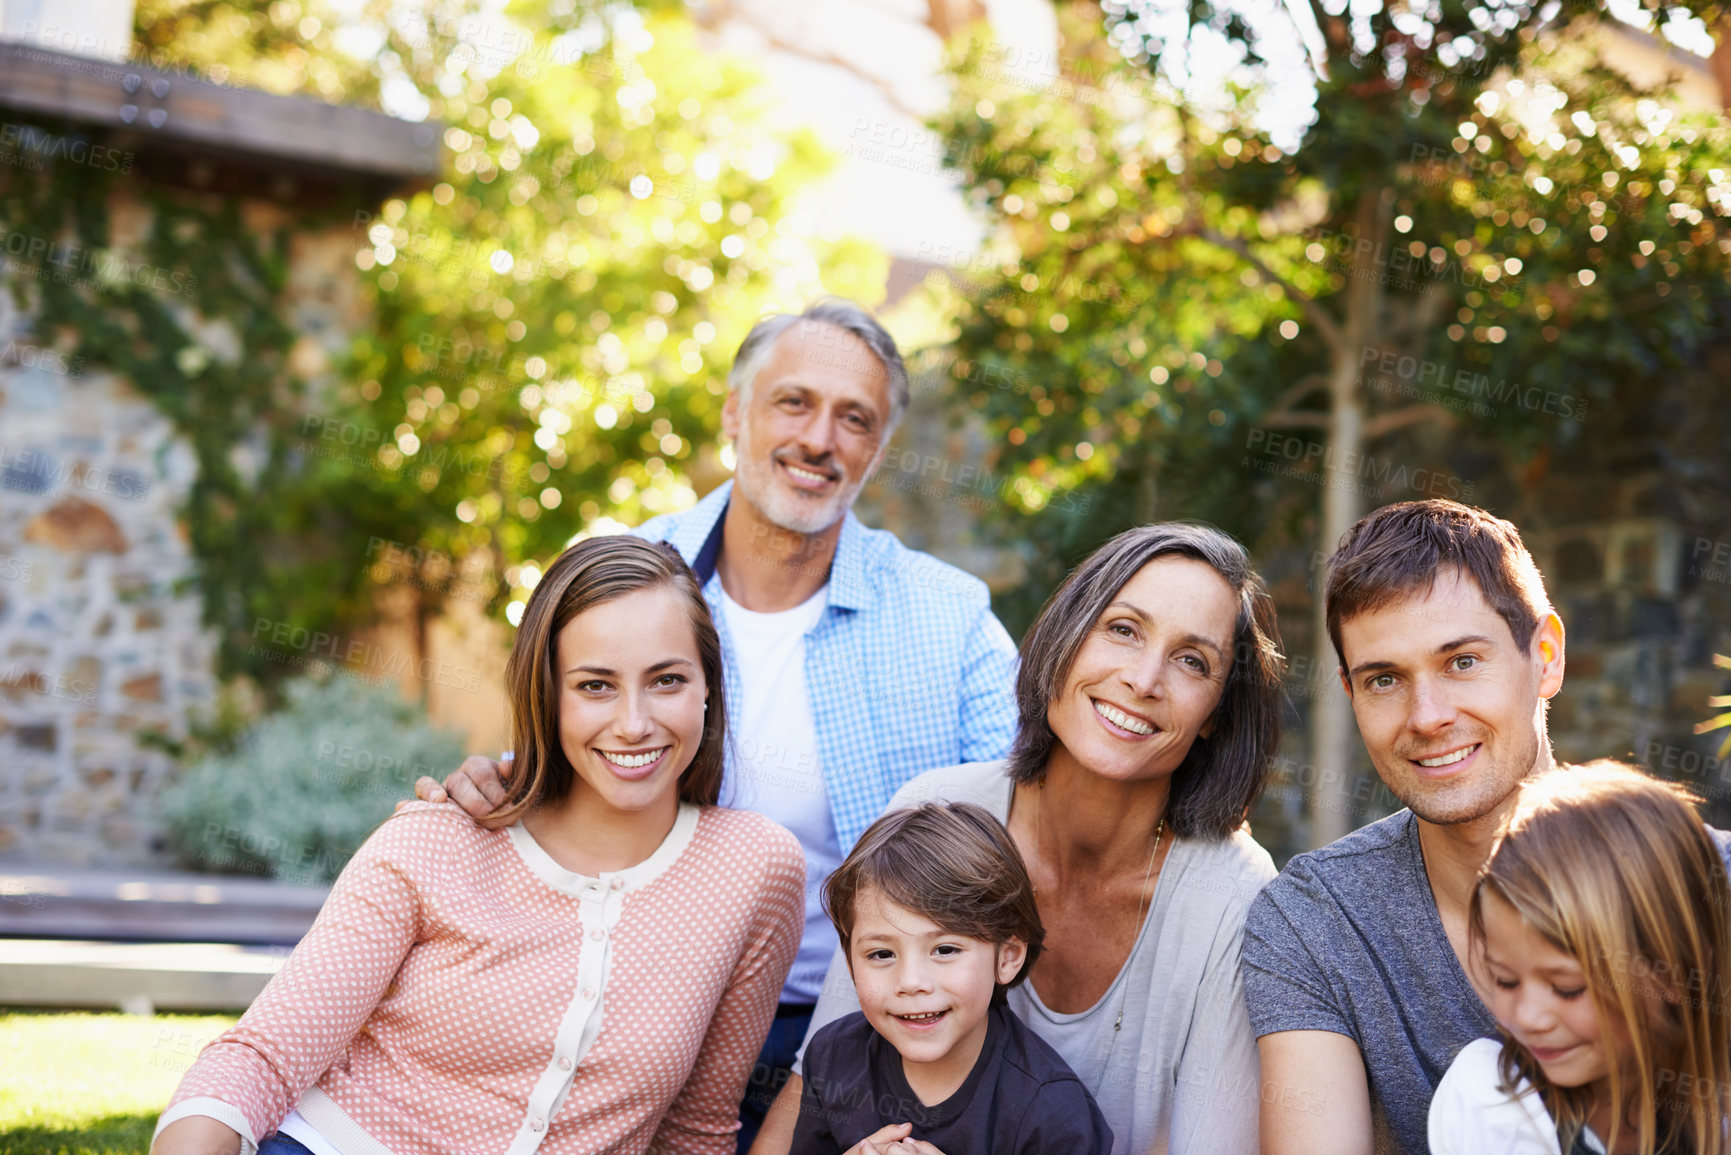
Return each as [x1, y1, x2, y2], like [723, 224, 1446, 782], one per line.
[1429, 1037, 1607, 1155]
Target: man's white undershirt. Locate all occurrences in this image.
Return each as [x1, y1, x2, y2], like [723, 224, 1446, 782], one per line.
[716, 582, 841, 1004]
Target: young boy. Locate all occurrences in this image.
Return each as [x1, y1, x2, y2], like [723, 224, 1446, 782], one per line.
[790, 802, 1113, 1155]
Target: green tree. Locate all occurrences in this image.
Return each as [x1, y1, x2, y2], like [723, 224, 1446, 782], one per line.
[94, 2, 879, 691]
[930, 1, 1731, 847]
[132, 0, 382, 101]
[338, 13, 881, 640]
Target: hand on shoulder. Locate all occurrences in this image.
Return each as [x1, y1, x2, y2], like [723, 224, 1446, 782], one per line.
[408, 754, 508, 820]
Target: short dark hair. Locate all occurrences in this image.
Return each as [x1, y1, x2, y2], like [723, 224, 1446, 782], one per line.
[485, 536, 726, 827]
[1006, 523, 1286, 840]
[1324, 500, 1552, 672]
[824, 802, 1043, 1001]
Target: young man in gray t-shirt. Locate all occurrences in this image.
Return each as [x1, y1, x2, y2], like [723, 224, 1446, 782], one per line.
[1242, 501, 1731, 1154]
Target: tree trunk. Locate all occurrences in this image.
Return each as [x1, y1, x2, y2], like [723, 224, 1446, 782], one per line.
[1307, 418, 1363, 845]
[412, 577, 431, 705]
[1712, 18, 1731, 110]
[1306, 186, 1389, 848]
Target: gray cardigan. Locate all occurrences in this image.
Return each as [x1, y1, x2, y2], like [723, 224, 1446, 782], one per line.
[795, 760, 1278, 1155]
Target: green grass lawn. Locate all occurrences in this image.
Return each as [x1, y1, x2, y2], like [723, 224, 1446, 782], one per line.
[0, 1010, 237, 1155]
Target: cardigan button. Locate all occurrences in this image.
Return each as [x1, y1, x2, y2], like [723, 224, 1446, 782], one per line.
[609, 877, 623, 890]
[531, 1117, 544, 1132]
[590, 928, 604, 941]
[558, 1056, 573, 1071]
[582, 986, 596, 1001]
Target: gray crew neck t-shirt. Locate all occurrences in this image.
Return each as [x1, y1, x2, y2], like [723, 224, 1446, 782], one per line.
[795, 760, 1278, 1155]
[1242, 807, 1731, 1155]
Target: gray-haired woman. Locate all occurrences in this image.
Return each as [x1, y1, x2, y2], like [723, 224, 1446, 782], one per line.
[753, 522, 1287, 1155]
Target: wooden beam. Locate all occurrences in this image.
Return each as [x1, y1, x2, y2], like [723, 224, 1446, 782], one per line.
[0, 42, 441, 190]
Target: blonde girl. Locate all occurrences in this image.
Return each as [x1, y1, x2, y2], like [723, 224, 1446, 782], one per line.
[1430, 759, 1731, 1154]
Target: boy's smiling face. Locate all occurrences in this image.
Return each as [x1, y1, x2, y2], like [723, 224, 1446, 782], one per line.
[847, 886, 1026, 1104]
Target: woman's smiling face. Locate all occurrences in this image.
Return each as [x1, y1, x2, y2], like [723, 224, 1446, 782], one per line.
[1045, 555, 1238, 784]
[555, 585, 708, 818]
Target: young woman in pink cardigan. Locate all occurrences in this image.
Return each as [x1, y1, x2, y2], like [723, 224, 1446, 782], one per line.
[152, 536, 805, 1155]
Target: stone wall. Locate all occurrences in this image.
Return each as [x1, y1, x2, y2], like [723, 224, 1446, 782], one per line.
[1522, 343, 1731, 826]
[0, 197, 379, 867]
[0, 334, 210, 865]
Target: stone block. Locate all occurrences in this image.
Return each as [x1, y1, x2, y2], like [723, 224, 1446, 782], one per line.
[121, 673, 162, 702]
[32, 834, 95, 867]
[23, 497, 127, 554]
[15, 724, 55, 752]
[0, 670, 45, 699]
[70, 656, 102, 690]
[72, 730, 133, 757]
[55, 791, 94, 823]
[100, 814, 157, 853]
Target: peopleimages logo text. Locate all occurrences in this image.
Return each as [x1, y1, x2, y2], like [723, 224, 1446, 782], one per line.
[0, 229, 197, 297]
[0, 123, 134, 172]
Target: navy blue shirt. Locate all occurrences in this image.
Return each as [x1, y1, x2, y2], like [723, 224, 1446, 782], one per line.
[792, 1003, 1113, 1155]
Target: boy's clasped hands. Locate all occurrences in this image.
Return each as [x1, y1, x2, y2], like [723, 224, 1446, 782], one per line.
[843, 1123, 943, 1155]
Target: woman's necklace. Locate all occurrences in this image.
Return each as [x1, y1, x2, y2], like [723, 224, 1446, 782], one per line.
[1029, 779, 1167, 1097]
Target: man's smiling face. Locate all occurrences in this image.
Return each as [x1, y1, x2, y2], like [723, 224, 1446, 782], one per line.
[722, 321, 892, 537]
[1337, 567, 1565, 825]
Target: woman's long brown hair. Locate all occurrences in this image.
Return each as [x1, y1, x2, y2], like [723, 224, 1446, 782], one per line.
[1469, 759, 1731, 1155]
[481, 535, 726, 828]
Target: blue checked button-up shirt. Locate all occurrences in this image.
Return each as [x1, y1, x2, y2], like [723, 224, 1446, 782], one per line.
[634, 481, 1019, 853]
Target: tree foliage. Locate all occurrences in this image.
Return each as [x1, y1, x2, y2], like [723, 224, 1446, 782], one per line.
[930, 0, 1731, 843]
[337, 14, 882, 622]
[8, 1, 879, 696]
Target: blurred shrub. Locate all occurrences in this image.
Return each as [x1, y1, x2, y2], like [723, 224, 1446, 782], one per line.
[158, 676, 465, 885]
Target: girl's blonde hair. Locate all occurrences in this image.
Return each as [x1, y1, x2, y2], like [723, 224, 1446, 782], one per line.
[1468, 759, 1731, 1155]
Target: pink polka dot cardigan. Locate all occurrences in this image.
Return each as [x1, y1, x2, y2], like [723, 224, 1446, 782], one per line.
[155, 801, 805, 1154]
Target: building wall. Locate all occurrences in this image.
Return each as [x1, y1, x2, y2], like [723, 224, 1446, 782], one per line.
[0, 308, 210, 865]
[0, 192, 395, 867]
[1524, 344, 1731, 821]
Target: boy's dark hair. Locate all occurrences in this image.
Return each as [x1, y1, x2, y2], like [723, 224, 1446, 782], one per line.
[823, 802, 1043, 1001]
[1324, 500, 1553, 672]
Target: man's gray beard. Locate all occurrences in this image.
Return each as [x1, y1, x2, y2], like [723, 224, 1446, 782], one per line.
[731, 426, 865, 536]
